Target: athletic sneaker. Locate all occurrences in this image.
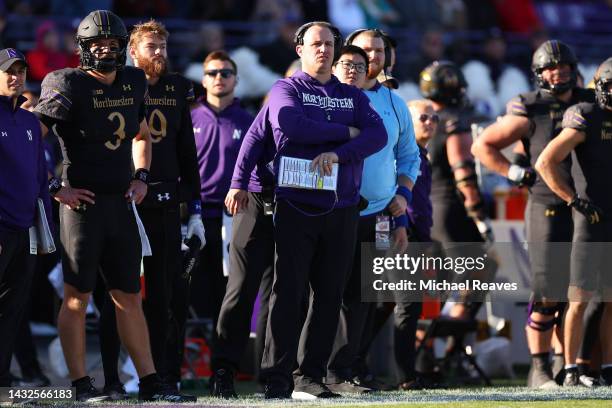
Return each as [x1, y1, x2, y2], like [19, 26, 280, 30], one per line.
[552, 354, 565, 385]
[353, 374, 394, 391]
[264, 380, 292, 399]
[74, 376, 108, 402]
[11, 373, 51, 388]
[210, 368, 237, 399]
[292, 379, 341, 400]
[599, 368, 612, 386]
[102, 382, 129, 401]
[138, 381, 197, 402]
[528, 361, 558, 390]
[398, 376, 427, 391]
[563, 370, 599, 387]
[326, 380, 372, 394]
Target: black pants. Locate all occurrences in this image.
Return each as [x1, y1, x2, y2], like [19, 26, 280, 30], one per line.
[260, 200, 359, 387]
[212, 192, 275, 372]
[351, 301, 422, 382]
[0, 229, 36, 386]
[431, 198, 482, 243]
[14, 296, 44, 379]
[190, 216, 226, 349]
[96, 205, 183, 382]
[328, 214, 378, 382]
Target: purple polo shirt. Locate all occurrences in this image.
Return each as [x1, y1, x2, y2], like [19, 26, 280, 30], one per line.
[191, 97, 254, 217]
[0, 95, 52, 237]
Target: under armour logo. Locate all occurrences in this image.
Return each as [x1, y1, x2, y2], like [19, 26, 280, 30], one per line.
[1, 132, 7, 137]
[92, 89, 103, 95]
[123, 84, 132, 91]
[544, 209, 556, 217]
[165, 85, 174, 92]
[232, 129, 242, 140]
[157, 193, 171, 202]
[193, 127, 200, 134]
[26, 129, 32, 141]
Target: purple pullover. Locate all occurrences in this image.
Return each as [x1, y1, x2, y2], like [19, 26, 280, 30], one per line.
[0, 95, 52, 238]
[232, 70, 387, 209]
[191, 98, 253, 217]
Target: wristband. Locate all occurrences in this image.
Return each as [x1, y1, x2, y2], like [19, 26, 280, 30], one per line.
[188, 199, 202, 215]
[396, 185, 413, 204]
[48, 177, 62, 195]
[133, 168, 150, 185]
[393, 213, 409, 229]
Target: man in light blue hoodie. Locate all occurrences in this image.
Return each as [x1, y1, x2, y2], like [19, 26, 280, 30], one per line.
[327, 29, 421, 393]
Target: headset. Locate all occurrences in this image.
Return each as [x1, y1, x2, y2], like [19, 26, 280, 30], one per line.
[344, 28, 392, 71]
[293, 21, 343, 61]
[345, 28, 401, 138]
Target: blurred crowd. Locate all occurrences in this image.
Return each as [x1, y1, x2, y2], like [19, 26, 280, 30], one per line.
[1, 1, 611, 118]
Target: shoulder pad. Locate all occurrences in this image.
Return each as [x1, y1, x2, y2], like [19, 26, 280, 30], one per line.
[562, 102, 594, 131]
[573, 87, 596, 104]
[168, 73, 195, 101]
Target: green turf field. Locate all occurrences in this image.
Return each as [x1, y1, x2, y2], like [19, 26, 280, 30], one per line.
[11, 386, 612, 407]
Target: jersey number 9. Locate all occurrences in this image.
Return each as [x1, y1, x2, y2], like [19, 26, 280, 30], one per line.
[148, 109, 167, 143]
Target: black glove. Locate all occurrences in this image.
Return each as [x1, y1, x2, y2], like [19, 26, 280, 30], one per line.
[507, 164, 536, 187]
[569, 195, 604, 224]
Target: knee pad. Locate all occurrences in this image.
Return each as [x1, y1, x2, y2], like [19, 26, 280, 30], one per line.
[526, 299, 563, 332]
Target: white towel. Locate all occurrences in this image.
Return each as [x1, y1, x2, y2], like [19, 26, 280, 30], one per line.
[131, 200, 152, 256]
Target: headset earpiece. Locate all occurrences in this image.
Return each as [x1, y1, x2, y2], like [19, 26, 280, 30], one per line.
[294, 21, 342, 62]
[345, 28, 391, 70]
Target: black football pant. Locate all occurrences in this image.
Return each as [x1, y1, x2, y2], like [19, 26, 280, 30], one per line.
[95, 205, 182, 383]
[190, 216, 226, 350]
[212, 192, 275, 372]
[260, 200, 358, 388]
[0, 229, 36, 386]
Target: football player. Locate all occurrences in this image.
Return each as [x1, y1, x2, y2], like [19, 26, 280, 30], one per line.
[94, 19, 204, 398]
[536, 57, 612, 387]
[472, 41, 595, 388]
[34, 10, 195, 402]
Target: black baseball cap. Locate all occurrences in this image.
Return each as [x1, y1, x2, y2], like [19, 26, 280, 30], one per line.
[0, 48, 28, 71]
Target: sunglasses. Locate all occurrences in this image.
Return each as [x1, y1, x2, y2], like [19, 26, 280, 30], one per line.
[204, 69, 235, 79]
[336, 60, 367, 74]
[418, 113, 440, 123]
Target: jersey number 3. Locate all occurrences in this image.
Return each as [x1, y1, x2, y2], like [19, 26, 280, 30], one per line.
[104, 111, 127, 150]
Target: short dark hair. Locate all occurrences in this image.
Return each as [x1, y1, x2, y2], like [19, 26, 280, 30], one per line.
[203, 50, 237, 74]
[334, 45, 369, 72]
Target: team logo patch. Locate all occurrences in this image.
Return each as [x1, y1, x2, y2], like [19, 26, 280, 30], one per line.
[232, 129, 242, 140]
